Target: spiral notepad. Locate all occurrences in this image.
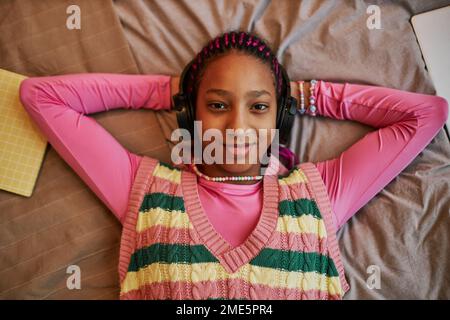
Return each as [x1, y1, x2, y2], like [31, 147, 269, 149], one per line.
[0, 69, 47, 197]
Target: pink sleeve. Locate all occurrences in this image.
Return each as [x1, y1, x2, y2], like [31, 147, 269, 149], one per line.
[311, 80, 449, 230]
[19, 73, 172, 224]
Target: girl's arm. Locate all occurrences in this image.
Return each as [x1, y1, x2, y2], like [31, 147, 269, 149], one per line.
[19, 73, 174, 224]
[291, 80, 448, 229]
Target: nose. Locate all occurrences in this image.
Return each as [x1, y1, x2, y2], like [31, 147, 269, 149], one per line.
[226, 103, 248, 131]
[225, 104, 251, 142]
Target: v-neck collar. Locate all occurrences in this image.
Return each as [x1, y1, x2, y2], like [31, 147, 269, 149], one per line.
[181, 168, 279, 274]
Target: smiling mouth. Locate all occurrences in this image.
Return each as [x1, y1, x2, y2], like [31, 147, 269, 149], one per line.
[223, 142, 256, 156]
[224, 142, 256, 148]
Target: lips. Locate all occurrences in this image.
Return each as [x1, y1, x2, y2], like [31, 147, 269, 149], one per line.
[224, 142, 256, 156]
[224, 142, 256, 147]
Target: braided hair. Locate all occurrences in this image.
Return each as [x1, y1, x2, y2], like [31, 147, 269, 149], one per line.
[185, 30, 283, 109]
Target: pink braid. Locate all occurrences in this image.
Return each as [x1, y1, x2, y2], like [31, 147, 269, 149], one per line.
[238, 32, 245, 45]
[246, 35, 253, 47]
[186, 31, 282, 101]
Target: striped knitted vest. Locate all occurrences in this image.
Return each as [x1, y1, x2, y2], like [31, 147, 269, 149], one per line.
[118, 156, 349, 300]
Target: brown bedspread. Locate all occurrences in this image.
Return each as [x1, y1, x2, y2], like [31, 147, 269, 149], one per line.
[0, 0, 169, 299]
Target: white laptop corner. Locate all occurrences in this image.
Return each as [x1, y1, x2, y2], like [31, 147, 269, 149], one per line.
[411, 6, 450, 131]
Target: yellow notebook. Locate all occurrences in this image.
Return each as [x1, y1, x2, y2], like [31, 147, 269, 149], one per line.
[0, 69, 47, 197]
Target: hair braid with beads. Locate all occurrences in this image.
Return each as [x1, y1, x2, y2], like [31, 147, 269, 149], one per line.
[185, 30, 283, 108]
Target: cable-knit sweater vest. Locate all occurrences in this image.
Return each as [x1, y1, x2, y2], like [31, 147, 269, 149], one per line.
[118, 156, 350, 300]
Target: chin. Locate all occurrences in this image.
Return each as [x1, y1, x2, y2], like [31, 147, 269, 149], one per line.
[218, 162, 257, 175]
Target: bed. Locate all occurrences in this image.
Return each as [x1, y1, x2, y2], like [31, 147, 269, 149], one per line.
[1, 0, 449, 299]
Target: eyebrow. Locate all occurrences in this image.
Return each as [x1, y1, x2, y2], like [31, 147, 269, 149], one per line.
[205, 88, 271, 99]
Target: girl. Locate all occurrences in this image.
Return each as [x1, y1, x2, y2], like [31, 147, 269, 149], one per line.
[19, 30, 448, 300]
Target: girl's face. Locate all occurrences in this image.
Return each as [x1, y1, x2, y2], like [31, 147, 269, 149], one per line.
[195, 51, 277, 178]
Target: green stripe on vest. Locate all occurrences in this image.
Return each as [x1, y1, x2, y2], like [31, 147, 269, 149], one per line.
[139, 192, 185, 212]
[158, 161, 181, 171]
[279, 198, 322, 219]
[250, 248, 338, 277]
[277, 166, 301, 179]
[128, 243, 219, 272]
[139, 191, 321, 221]
[128, 243, 338, 277]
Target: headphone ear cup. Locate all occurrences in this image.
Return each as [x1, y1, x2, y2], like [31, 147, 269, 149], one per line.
[185, 97, 195, 137]
[276, 96, 286, 142]
[173, 93, 195, 137]
[278, 96, 297, 145]
[173, 59, 197, 139]
[276, 95, 285, 130]
[175, 105, 189, 133]
[276, 63, 298, 145]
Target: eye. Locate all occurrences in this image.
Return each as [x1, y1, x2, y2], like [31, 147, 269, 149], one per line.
[251, 103, 269, 112]
[208, 102, 227, 111]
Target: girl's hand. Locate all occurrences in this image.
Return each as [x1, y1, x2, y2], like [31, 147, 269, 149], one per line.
[290, 80, 311, 110]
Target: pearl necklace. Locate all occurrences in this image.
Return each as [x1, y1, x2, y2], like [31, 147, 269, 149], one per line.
[190, 164, 263, 182]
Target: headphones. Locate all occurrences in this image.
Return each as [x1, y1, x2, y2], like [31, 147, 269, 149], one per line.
[172, 58, 297, 145]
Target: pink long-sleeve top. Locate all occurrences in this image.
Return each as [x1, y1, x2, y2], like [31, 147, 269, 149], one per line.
[19, 74, 448, 248]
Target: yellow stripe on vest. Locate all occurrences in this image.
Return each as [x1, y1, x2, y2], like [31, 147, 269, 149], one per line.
[137, 207, 326, 238]
[121, 262, 343, 296]
[136, 207, 192, 232]
[153, 164, 181, 184]
[276, 214, 327, 239]
[278, 169, 308, 186]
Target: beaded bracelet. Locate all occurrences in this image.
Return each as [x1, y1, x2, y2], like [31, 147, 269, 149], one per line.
[308, 79, 317, 116]
[298, 81, 306, 115]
